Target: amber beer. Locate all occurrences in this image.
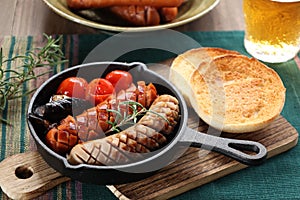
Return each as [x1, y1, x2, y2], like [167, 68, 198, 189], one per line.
[243, 0, 300, 63]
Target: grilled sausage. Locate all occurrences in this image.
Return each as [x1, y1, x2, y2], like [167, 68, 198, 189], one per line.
[67, 94, 180, 166]
[159, 7, 178, 23]
[139, 94, 180, 135]
[108, 6, 179, 26]
[67, 0, 184, 10]
[109, 6, 160, 26]
[45, 81, 158, 155]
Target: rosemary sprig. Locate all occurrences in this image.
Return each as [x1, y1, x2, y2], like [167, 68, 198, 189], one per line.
[106, 101, 170, 134]
[0, 34, 68, 124]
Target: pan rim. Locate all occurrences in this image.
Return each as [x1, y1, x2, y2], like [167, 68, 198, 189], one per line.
[27, 61, 189, 171]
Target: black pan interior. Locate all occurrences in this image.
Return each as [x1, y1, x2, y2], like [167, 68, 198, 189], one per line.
[27, 62, 187, 170]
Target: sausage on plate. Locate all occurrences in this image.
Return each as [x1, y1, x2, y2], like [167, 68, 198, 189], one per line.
[66, 0, 184, 9]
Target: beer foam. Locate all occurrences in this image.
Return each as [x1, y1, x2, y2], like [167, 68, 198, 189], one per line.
[271, 0, 300, 2]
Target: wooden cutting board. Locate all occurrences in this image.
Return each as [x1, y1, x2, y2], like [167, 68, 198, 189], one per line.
[0, 115, 297, 200]
[106, 63, 299, 200]
[0, 62, 298, 200]
[106, 115, 298, 200]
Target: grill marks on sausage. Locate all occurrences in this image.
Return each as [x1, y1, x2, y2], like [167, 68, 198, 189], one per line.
[139, 95, 180, 135]
[66, 0, 184, 10]
[109, 6, 161, 26]
[45, 81, 158, 155]
[67, 94, 180, 166]
[108, 6, 178, 26]
[45, 116, 78, 155]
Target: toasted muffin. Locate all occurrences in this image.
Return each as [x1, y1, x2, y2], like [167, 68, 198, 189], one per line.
[169, 48, 240, 106]
[169, 48, 286, 133]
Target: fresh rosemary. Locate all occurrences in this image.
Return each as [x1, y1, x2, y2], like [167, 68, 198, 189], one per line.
[0, 34, 68, 124]
[106, 100, 169, 133]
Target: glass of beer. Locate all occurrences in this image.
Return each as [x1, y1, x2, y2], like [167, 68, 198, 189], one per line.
[243, 0, 300, 63]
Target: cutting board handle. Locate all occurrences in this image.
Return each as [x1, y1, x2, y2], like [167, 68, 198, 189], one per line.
[0, 151, 70, 200]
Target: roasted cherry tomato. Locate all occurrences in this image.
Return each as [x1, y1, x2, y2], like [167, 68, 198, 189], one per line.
[105, 70, 133, 91]
[56, 77, 88, 99]
[86, 78, 114, 105]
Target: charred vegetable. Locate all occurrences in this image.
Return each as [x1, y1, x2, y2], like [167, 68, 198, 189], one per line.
[33, 95, 92, 123]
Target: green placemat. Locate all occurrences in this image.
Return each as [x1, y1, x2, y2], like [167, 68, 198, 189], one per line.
[0, 31, 299, 200]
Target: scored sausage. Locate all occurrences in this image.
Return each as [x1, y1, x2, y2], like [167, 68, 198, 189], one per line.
[108, 6, 179, 26]
[67, 94, 180, 166]
[159, 7, 178, 22]
[67, 0, 184, 9]
[45, 81, 158, 155]
[109, 6, 160, 26]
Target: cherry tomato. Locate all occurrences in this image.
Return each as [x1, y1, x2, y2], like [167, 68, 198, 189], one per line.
[105, 70, 133, 91]
[86, 78, 114, 105]
[56, 77, 88, 99]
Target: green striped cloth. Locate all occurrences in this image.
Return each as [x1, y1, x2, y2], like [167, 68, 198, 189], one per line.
[0, 31, 299, 200]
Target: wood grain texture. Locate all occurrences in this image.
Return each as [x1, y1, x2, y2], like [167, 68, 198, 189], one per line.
[104, 63, 299, 200]
[0, 0, 17, 36]
[0, 115, 296, 200]
[0, 151, 70, 200]
[0, 0, 244, 36]
[0, 61, 298, 200]
[107, 115, 298, 200]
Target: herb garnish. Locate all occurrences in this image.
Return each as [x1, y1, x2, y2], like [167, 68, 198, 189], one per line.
[106, 100, 169, 133]
[0, 34, 67, 124]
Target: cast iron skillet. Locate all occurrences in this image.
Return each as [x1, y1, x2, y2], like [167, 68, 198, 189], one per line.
[27, 62, 267, 185]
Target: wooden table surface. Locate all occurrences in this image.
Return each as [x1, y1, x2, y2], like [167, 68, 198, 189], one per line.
[0, 0, 245, 199]
[2, 1, 300, 200]
[0, 0, 244, 36]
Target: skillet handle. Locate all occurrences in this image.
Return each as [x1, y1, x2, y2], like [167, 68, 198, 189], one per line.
[180, 128, 268, 166]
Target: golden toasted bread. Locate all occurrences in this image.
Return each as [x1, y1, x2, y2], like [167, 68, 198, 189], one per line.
[169, 48, 286, 133]
[169, 48, 240, 106]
